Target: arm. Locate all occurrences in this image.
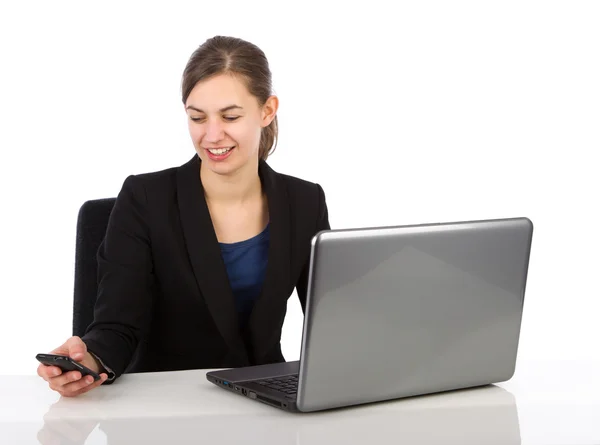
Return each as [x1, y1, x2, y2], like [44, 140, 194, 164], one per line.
[81, 175, 154, 381]
[296, 183, 330, 314]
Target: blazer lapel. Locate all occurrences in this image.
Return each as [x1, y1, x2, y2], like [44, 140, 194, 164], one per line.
[176, 155, 248, 363]
[246, 160, 292, 363]
[175, 155, 292, 366]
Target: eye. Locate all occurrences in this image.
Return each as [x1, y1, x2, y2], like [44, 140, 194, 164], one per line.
[190, 116, 205, 122]
[223, 116, 240, 122]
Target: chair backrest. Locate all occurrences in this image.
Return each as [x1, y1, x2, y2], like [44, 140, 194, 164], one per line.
[73, 198, 116, 338]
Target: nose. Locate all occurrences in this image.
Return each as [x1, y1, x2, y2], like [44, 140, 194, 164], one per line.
[204, 118, 225, 143]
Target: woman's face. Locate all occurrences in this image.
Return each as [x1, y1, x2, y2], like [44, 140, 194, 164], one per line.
[185, 73, 277, 176]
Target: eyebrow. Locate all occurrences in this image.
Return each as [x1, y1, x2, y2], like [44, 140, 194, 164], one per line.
[185, 105, 243, 113]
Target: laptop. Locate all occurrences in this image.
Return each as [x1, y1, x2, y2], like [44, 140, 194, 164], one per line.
[207, 217, 533, 412]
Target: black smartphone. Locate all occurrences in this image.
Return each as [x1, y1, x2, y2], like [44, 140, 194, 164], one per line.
[36, 353, 101, 382]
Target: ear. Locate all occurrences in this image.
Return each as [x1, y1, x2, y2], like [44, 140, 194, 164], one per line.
[261, 95, 279, 127]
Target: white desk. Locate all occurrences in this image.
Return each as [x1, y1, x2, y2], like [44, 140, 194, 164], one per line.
[1, 359, 599, 444]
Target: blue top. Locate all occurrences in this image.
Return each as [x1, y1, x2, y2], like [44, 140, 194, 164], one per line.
[219, 224, 270, 330]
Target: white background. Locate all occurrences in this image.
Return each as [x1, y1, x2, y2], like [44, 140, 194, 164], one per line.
[0, 1, 598, 376]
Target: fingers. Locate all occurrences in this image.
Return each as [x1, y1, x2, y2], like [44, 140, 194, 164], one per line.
[65, 336, 87, 361]
[37, 364, 63, 381]
[57, 373, 108, 398]
[48, 371, 83, 390]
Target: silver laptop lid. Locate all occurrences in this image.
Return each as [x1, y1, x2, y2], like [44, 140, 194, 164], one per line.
[296, 217, 533, 412]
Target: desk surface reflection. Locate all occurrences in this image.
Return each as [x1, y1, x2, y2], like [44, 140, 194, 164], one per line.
[1, 359, 599, 444]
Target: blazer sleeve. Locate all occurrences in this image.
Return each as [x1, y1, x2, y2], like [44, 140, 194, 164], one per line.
[296, 183, 330, 313]
[81, 175, 154, 381]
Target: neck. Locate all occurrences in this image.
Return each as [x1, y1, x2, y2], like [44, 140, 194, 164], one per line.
[200, 158, 262, 205]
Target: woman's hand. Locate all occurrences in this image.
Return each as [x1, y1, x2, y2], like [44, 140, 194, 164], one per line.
[37, 336, 108, 397]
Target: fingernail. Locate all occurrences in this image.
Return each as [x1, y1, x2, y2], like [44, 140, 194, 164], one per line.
[86, 376, 94, 384]
[52, 369, 60, 376]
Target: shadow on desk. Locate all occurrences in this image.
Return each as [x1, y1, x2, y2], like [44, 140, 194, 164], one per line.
[36, 384, 520, 445]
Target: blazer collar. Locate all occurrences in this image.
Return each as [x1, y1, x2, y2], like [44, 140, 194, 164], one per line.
[176, 155, 291, 364]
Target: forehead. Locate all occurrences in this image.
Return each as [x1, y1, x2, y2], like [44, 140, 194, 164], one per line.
[186, 73, 256, 109]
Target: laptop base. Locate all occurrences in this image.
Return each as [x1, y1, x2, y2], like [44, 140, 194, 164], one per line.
[207, 361, 300, 412]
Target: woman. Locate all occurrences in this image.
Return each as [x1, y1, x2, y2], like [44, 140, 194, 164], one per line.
[37, 35, 330, 397]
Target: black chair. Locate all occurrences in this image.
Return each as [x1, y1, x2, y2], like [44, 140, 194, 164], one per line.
[72, 198, 116, 338]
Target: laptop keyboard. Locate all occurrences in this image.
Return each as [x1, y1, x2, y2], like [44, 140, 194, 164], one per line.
[255, 374, 298, 396]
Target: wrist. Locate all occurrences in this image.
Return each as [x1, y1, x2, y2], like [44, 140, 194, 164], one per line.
[87, 351, 116, 381]
[87, 352, 103, 374]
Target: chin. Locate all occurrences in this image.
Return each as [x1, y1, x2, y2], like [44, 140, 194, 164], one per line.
[211, 165, 239, 176]
[200, 150, 256, 174]
[202, 157, 242, 176]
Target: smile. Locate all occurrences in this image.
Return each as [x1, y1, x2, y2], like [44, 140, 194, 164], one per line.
[207, 146, 234, 155]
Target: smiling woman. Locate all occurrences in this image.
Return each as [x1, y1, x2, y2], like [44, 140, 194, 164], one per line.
[35, 35, 330, 398]
[184, 72, 278, 174]
[182, 36, 279, 165]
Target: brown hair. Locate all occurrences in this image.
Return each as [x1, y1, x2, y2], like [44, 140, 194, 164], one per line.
[181, 36, 278, 161]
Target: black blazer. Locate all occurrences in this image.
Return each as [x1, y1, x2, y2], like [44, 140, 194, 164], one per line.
[82, 155, 330, 380]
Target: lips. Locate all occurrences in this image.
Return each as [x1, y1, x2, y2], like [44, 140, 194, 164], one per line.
[204, 145, 235, 161]
[206, 146, 234, 155]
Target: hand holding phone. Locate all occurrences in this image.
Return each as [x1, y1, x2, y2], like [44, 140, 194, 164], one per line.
[36, 336, 107, 397]
[36, 353, 101, 382]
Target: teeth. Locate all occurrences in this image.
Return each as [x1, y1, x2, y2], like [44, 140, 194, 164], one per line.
[208, 147, 233, 155]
